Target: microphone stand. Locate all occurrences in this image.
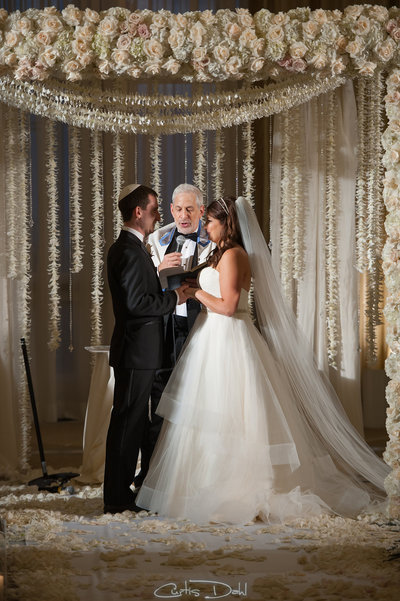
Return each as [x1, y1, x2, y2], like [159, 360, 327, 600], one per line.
[20, 338, 79, 492]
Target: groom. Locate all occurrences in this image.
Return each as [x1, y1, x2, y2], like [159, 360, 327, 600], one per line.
[132, 183, 215, 489]
[103, 184, 188, 514]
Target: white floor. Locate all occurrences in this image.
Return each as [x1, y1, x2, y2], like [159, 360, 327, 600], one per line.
[1, 476, 400, 601]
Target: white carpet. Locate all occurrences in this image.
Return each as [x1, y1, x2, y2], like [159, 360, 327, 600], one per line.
[1, 471, 399, 601]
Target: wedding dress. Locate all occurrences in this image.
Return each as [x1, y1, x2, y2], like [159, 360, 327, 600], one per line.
[137, 198, 389, 524]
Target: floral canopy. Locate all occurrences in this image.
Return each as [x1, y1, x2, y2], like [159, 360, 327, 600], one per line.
[0, 3, 400, 519]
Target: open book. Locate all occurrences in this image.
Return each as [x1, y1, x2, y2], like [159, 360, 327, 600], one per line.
[159, 261, 208, 290]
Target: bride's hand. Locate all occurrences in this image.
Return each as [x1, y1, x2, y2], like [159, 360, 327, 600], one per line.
[184, 277, 199, 288]
[185, 287, 200, 300]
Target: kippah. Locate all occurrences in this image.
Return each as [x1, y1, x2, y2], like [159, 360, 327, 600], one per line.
[118, 183, 141, 202]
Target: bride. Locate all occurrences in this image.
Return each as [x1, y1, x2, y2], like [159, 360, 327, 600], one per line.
[136, 196, 389, 524]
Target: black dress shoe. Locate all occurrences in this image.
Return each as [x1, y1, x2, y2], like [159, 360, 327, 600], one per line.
[103, 502, 146, 514]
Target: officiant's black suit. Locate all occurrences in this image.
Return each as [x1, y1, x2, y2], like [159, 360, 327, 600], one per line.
[104, 229, 177, 511]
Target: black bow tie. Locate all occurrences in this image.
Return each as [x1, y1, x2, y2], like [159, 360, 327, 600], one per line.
[176, 231, 197, 242]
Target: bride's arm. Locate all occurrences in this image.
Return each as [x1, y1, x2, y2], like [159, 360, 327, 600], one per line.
[192, 249, 243, 316]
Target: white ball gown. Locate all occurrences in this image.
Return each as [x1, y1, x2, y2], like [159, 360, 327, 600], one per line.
[137, 265, 388, 524]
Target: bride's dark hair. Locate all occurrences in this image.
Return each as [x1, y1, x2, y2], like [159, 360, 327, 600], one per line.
[207, 196, 244, 267]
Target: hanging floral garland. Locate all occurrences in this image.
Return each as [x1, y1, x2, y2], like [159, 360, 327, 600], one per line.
[111, 131, 124, 241]
[5, 105, 18, 279]
[324, 90, 340, 368]
[17, 109, 32, 471]
[150, 134, 163, 225]
[213, 128, 224, 201]
[46, 119, 61, 351]
[279, 110, 295, 305]
[0, 72, 347, 135]
[382, 67, 400, 518]
[193, 130, 206, 195]
[69, 125, 84, 273]
[242, 120, 255, 206]
[90, 129, 104, 347]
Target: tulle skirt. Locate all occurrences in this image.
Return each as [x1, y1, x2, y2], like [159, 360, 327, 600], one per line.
[137, 310, 374, 524]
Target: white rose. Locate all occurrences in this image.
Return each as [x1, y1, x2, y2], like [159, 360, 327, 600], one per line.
[162, 57, 180, 75]
[353, 16, 371, 36]
[75, 24, 95, 42]
[112, 49, 130, 66]
[302, 21, 320, 39]
[193, 47, 207, 61]
[144, 61, 161, 75]
[250, 57, 264, 72]
[213, 44, 230, 64]
[225, 55, 242, 75]
[36, 31, 52, 46]
[226, 22, 241, 40]
[97, 59, 111, 75]
[5, 31, 20, 48]
[63, 59, 81, 76]
[239, 28, 257, 49]
[312, 9, 328, 24]
[376, 39, 396, 62]
[44, 6, 58, 15]
[331, 57, 346, 75]
[62, 5, 82, 27]
[267, 25, 284, 43]
[289, 42, 307, 59]
[368, 5, 388, 22]
[43, 15, 63, 34]
[143, 39, 164, 59]
[250, 38, 264, 56]
[84, 8, 100, 25]
[16, 17, 32, 36]
[116, 34, 131, 51]
[127, 66, 142, 78]
[388, 72, 400, 86]
[151, 14, 167, 29]
[356, 60, 376, 76]
[72, 38, 90, 56]
[78, 52, 92, 67]
[200, 10, 215, 26]
[4, 52, 17, 67]
[310, 52, 327, 69]
[168, 28, 185, 51]
[39, 47, 58, 67]
[336, 35, 348, 52]
[190, 21, 206, 47]
[236, 8, 253, 28]
[174, 14, 188, 29]
[31, 65, 47, 81]
[346, 37, 364, 58]
[98, 16, 119, 38]
[272, 12, 289, 26]
[344, 6, 364, 20]
[0, 8, 8, 24]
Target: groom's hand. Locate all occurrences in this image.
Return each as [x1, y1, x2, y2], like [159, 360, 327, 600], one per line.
[159, 252, 182, 271]
[175, 284, 190, 304]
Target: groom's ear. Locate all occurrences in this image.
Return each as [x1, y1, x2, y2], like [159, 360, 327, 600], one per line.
[199, 205, 205, 217]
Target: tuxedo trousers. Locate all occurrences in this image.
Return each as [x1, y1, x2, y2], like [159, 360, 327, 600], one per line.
[103, 366, 155, 507]
[134, 315, 191, 486]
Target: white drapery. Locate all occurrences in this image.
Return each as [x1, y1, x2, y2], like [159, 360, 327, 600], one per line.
[270, 81, 364, 434]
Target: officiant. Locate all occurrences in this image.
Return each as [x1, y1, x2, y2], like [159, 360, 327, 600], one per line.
[133, 183, 215, 489]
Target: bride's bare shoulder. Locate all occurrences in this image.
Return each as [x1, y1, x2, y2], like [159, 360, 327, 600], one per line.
[219, 246, 249, 267]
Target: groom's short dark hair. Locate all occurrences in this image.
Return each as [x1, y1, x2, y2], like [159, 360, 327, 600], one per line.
[118, 185, 158, 222]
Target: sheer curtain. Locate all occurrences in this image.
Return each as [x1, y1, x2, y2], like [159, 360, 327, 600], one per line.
[270, 81, 363, 434]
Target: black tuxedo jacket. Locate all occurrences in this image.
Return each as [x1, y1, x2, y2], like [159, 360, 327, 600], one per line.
[107, 230, 177, 369]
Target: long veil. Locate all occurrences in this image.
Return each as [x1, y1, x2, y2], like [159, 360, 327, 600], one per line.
[236, 196, 389, 495]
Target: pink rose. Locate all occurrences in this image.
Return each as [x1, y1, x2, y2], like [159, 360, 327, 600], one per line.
[137, 23, 150, 39]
